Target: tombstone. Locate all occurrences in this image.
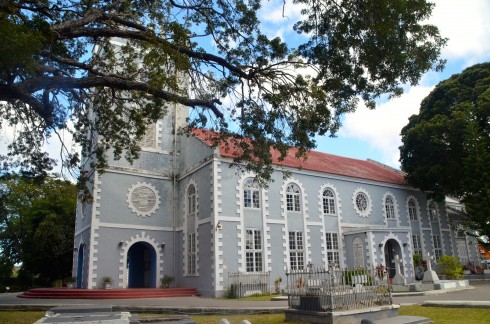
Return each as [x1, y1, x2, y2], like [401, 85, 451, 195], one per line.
[392, 255, 406, 285]
[422, 252, 440, 283]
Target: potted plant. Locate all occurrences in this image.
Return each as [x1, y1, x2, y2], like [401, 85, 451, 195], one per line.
[161, 275, 174, 288]
[102, 276, 113, 289]
[66, 276, 77, 288]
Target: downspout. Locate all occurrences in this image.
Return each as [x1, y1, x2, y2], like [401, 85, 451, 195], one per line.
[172, 103, 178, 283]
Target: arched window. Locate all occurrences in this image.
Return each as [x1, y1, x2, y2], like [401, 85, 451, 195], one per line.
[323, 188, 336, 215]
[286, 184, 301, 212]
[187, 185, 197, 275]
[408, 199, 418, 220]
[385, 196, 395, 219]
[187, 185, 196, 216]
[428, 202, 438, 222]
[353, 237, 364, 268]
[139, 123, 157, 149]
[243, 178, 260, 209]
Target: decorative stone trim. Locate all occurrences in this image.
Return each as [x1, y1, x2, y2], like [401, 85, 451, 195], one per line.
[183, 179, 199, 276]
[352, 187, 372, 218]
[405, 195, 422, 221]
[126, 182, 160, 217]
[381, 192, 400, 225]
[379, 233, 411, 277]
[280, 178, 308, 216]
[117, 231, 163, 288]
[88, 172, 102, 289]
[318, 183, 341, 217]
[281, 225, 289, 269]
[236, 223, 244, 271]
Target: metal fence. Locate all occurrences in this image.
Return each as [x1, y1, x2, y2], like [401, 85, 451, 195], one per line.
[228, 271, 271, 298]
[286, 266, 392, 312]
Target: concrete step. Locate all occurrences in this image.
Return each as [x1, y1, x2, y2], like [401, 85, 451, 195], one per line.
[19, 288, 200, 299]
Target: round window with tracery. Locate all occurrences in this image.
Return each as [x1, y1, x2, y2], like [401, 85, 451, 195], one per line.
[356, 193, 368, 211]
[353, 189, 372, 217]
[127, 182, 160, 217]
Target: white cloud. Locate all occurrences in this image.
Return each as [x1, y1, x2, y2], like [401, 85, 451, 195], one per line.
[335, 1, 490, 167]
[339, 86, 434, 167]
[430, 0, 490, 61]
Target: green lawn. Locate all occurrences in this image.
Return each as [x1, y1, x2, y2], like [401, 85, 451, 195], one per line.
[3, 306, 490, 324]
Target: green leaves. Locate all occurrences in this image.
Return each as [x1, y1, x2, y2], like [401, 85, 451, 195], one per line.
[0, 0, 445, 187]
[400, 62, 490, 237]
[0, 174, 77, 285]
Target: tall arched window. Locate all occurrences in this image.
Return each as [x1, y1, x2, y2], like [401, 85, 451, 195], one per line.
[139, 123, 157, 149]
[385, 196, 395, 219]
[243, 178, 260, 209]
[286, 184, 301, 212]
[428, 202, 438, 222]
[187, 185, 197, 275]
[323, 188, 336, 215]
[408, 199, 418, 220]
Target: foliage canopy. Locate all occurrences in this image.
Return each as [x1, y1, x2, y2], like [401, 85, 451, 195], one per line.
[0, 0, 446, 184]
[0, 174, 77, 286]
[400, 62, 490, 238]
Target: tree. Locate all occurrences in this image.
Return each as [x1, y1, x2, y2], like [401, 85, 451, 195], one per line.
[399, 62, 490, 238]
[0, 174, 77, 286]
[0, 0, 446, 185]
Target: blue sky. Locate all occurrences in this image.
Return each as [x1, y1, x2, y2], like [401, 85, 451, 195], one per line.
[2, 0, 489, 175]
[257, 0, 490, 169]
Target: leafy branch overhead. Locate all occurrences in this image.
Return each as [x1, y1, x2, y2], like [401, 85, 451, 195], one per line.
[0, 0, 446, 182]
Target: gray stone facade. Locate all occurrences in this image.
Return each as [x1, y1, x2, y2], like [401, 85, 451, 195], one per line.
[73, 104, 479, 297]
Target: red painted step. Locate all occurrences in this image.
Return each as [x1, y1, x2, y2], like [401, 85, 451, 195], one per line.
[18, 288, 200, 299]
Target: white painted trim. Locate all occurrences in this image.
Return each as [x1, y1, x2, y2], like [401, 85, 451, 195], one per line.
[352, 187, 373, 218]
[118, 231, 163, 288]
[75, 224, 92, 236]
[178, 158, 214, 181]
[381, 192, 400, 226]
[126, 182, 161, 217]
[267, 219, 286, 225]
[98, 222, 173, 231]
[88, 171, 102, 289]
[104, 166, 171, 179]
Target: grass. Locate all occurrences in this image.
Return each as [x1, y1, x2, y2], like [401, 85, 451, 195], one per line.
[398, 305, 490, 323]
[0, 311, 45, 324]
[4, 306, 490, 324]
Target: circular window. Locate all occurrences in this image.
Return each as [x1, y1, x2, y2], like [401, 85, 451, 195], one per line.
[127, 182, 160, 217]
[356, 193, 368, 212]
[353, 188, 372, 217]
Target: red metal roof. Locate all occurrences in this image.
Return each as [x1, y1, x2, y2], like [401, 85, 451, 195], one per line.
[192, 129, 407, 185]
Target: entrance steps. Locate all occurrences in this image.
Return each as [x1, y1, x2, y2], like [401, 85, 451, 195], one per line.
[19, 287, 200, 299]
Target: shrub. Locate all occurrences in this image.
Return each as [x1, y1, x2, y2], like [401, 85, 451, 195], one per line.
[343, 268, 373, 286]
[161, 274, 174, 287]
[413, 253, 423, 266]
[436, 255, 464, 279]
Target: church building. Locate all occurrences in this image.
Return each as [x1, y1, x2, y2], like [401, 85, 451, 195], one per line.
[73, 101, 478, 297]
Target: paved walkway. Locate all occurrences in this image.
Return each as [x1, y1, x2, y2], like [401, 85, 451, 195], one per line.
[1, 280, 490, 314]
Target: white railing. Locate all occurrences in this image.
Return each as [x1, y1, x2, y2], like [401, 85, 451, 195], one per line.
[228, 271, 271, 298]
[286, 266, 392, 312]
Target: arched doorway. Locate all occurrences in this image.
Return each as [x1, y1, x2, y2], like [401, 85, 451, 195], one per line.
[384, 239, 402, 278]
[76, 244, 84, 288]
[127, 242, 157, 288]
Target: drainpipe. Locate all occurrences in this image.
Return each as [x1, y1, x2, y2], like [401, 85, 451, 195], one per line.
[172, 103, 178, 284]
